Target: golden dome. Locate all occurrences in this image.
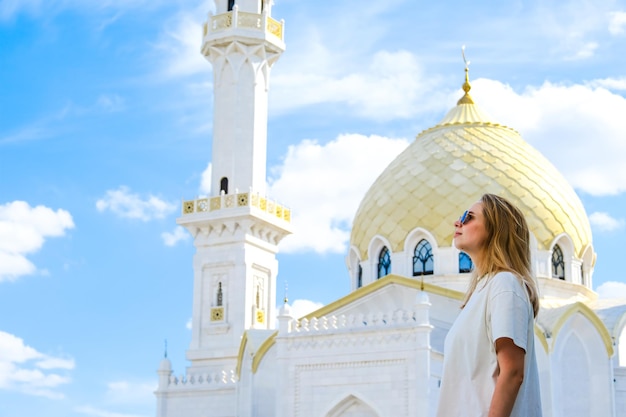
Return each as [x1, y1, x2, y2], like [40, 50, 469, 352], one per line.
[350, 91, 592, 260]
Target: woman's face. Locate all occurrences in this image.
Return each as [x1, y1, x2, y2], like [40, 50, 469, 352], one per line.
[453, 201, 488, 257]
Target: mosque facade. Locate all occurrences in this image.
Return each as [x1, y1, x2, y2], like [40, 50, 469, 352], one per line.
[154, 1, 626, 416]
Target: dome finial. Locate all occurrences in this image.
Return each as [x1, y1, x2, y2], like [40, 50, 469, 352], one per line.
[283, 281, 289, 304]
[457, 45, 474, 105]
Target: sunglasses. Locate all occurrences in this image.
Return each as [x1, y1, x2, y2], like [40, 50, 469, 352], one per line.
[459, 210, 474, 225]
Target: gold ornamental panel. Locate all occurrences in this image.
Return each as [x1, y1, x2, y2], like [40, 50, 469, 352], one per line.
[267, 17, 283, 39]
[180, 194, 291, 223]
[256, 310, 265, 323]
[237, 193, 249, 207]
[211, 307, 224, 322]
[183, 200, 195, 214]
[196, 198, 209, 212]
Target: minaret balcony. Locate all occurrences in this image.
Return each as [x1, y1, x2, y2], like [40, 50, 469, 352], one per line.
[181, 191, 291, 223]
[202, 9, 284, 44]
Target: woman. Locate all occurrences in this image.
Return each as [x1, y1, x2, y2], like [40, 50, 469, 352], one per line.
[436, 194, 542, 417]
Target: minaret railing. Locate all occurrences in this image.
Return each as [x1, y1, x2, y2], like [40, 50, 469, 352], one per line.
[203, 10, 284, 41]
[181, 191, 291, 223]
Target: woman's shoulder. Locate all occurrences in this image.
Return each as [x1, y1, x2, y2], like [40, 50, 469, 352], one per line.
[489, 271, 525, 293]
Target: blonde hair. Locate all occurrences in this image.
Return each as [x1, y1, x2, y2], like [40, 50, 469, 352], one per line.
[462, 194, 540, 317]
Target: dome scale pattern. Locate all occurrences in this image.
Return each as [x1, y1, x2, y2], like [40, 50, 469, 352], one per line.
[350, 101, 592, 260]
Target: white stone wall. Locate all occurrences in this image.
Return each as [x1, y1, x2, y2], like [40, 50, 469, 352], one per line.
[615, 367, 626, 417]
[270, 305, 432, 417]
[156, 379, 237, 417]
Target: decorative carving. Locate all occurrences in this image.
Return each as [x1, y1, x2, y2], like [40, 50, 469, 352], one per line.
[293, 359, 408, 417]
[166, 369, 237, 391]
[267, 17, 282, 39]
[237, 193, 248, 206]
[256, 310, 265, 323]
[183, 200, 194, 214]
[206, 12, 283, 41]
[197, 198, 208, 212]
[211, 13, 233, 31]
[238, 12, 261, 29]
[211, 307, 224, 321]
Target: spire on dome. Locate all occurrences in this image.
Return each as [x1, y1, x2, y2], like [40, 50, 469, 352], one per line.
[457, 45, 474, 105]
[283, 281, 288, 304]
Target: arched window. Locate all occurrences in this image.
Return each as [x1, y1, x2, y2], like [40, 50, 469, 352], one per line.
[357, 264, 363, 288]
[552, 244, 565, 280]
[413, 239, 434, 276]
[459, 252, 473, 273]
[228, 0, 235, 11]
[377, 247, 391, 279]
[220, 177, 229, 195]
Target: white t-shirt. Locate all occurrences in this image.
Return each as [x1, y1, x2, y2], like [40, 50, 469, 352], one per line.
[436, 272, 542, 417]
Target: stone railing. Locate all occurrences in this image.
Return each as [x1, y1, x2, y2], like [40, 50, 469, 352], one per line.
[291, 310, 419, 334]
[181, 192, 291, 223]
[203, 10, 284, 40]
[166, 369, 236, 390]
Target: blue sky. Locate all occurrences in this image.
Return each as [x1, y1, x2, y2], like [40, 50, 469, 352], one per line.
[2, 0, 626, 416]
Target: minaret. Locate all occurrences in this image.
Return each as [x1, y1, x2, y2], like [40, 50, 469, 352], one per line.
[177, 0, 290, 373]
[204, 0, 284, 196]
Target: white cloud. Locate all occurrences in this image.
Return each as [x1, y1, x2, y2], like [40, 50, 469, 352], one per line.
[272, 49, 446, 121]
[75, 405, 150, 417]
[161, 226, 190, 247]
[96, 94, 125, 112]
[588, 77, 626, 91]
[0, 201, 74, 282]
[530, 1, 609, 61]
[0, 331, 74, 399]
[589, 212, 625, 232]
[186, 318, 192, 330]
[34, 357, 75, 370]
[608, 11, 626, 35]
[268, 134, 409, 254]
[567, 41, 598, 60]
[278, 299, 325, 320]
[104, 380, 157, 406]
[199, 162, 212, 196]
[596, 281, 626, 299]
[153, 3, 212, 79]
[469, 79, 626, 196]
[96, 186, 177, 221]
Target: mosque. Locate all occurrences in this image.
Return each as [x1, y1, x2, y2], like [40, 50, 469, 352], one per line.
[154, 1, 626, 416]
